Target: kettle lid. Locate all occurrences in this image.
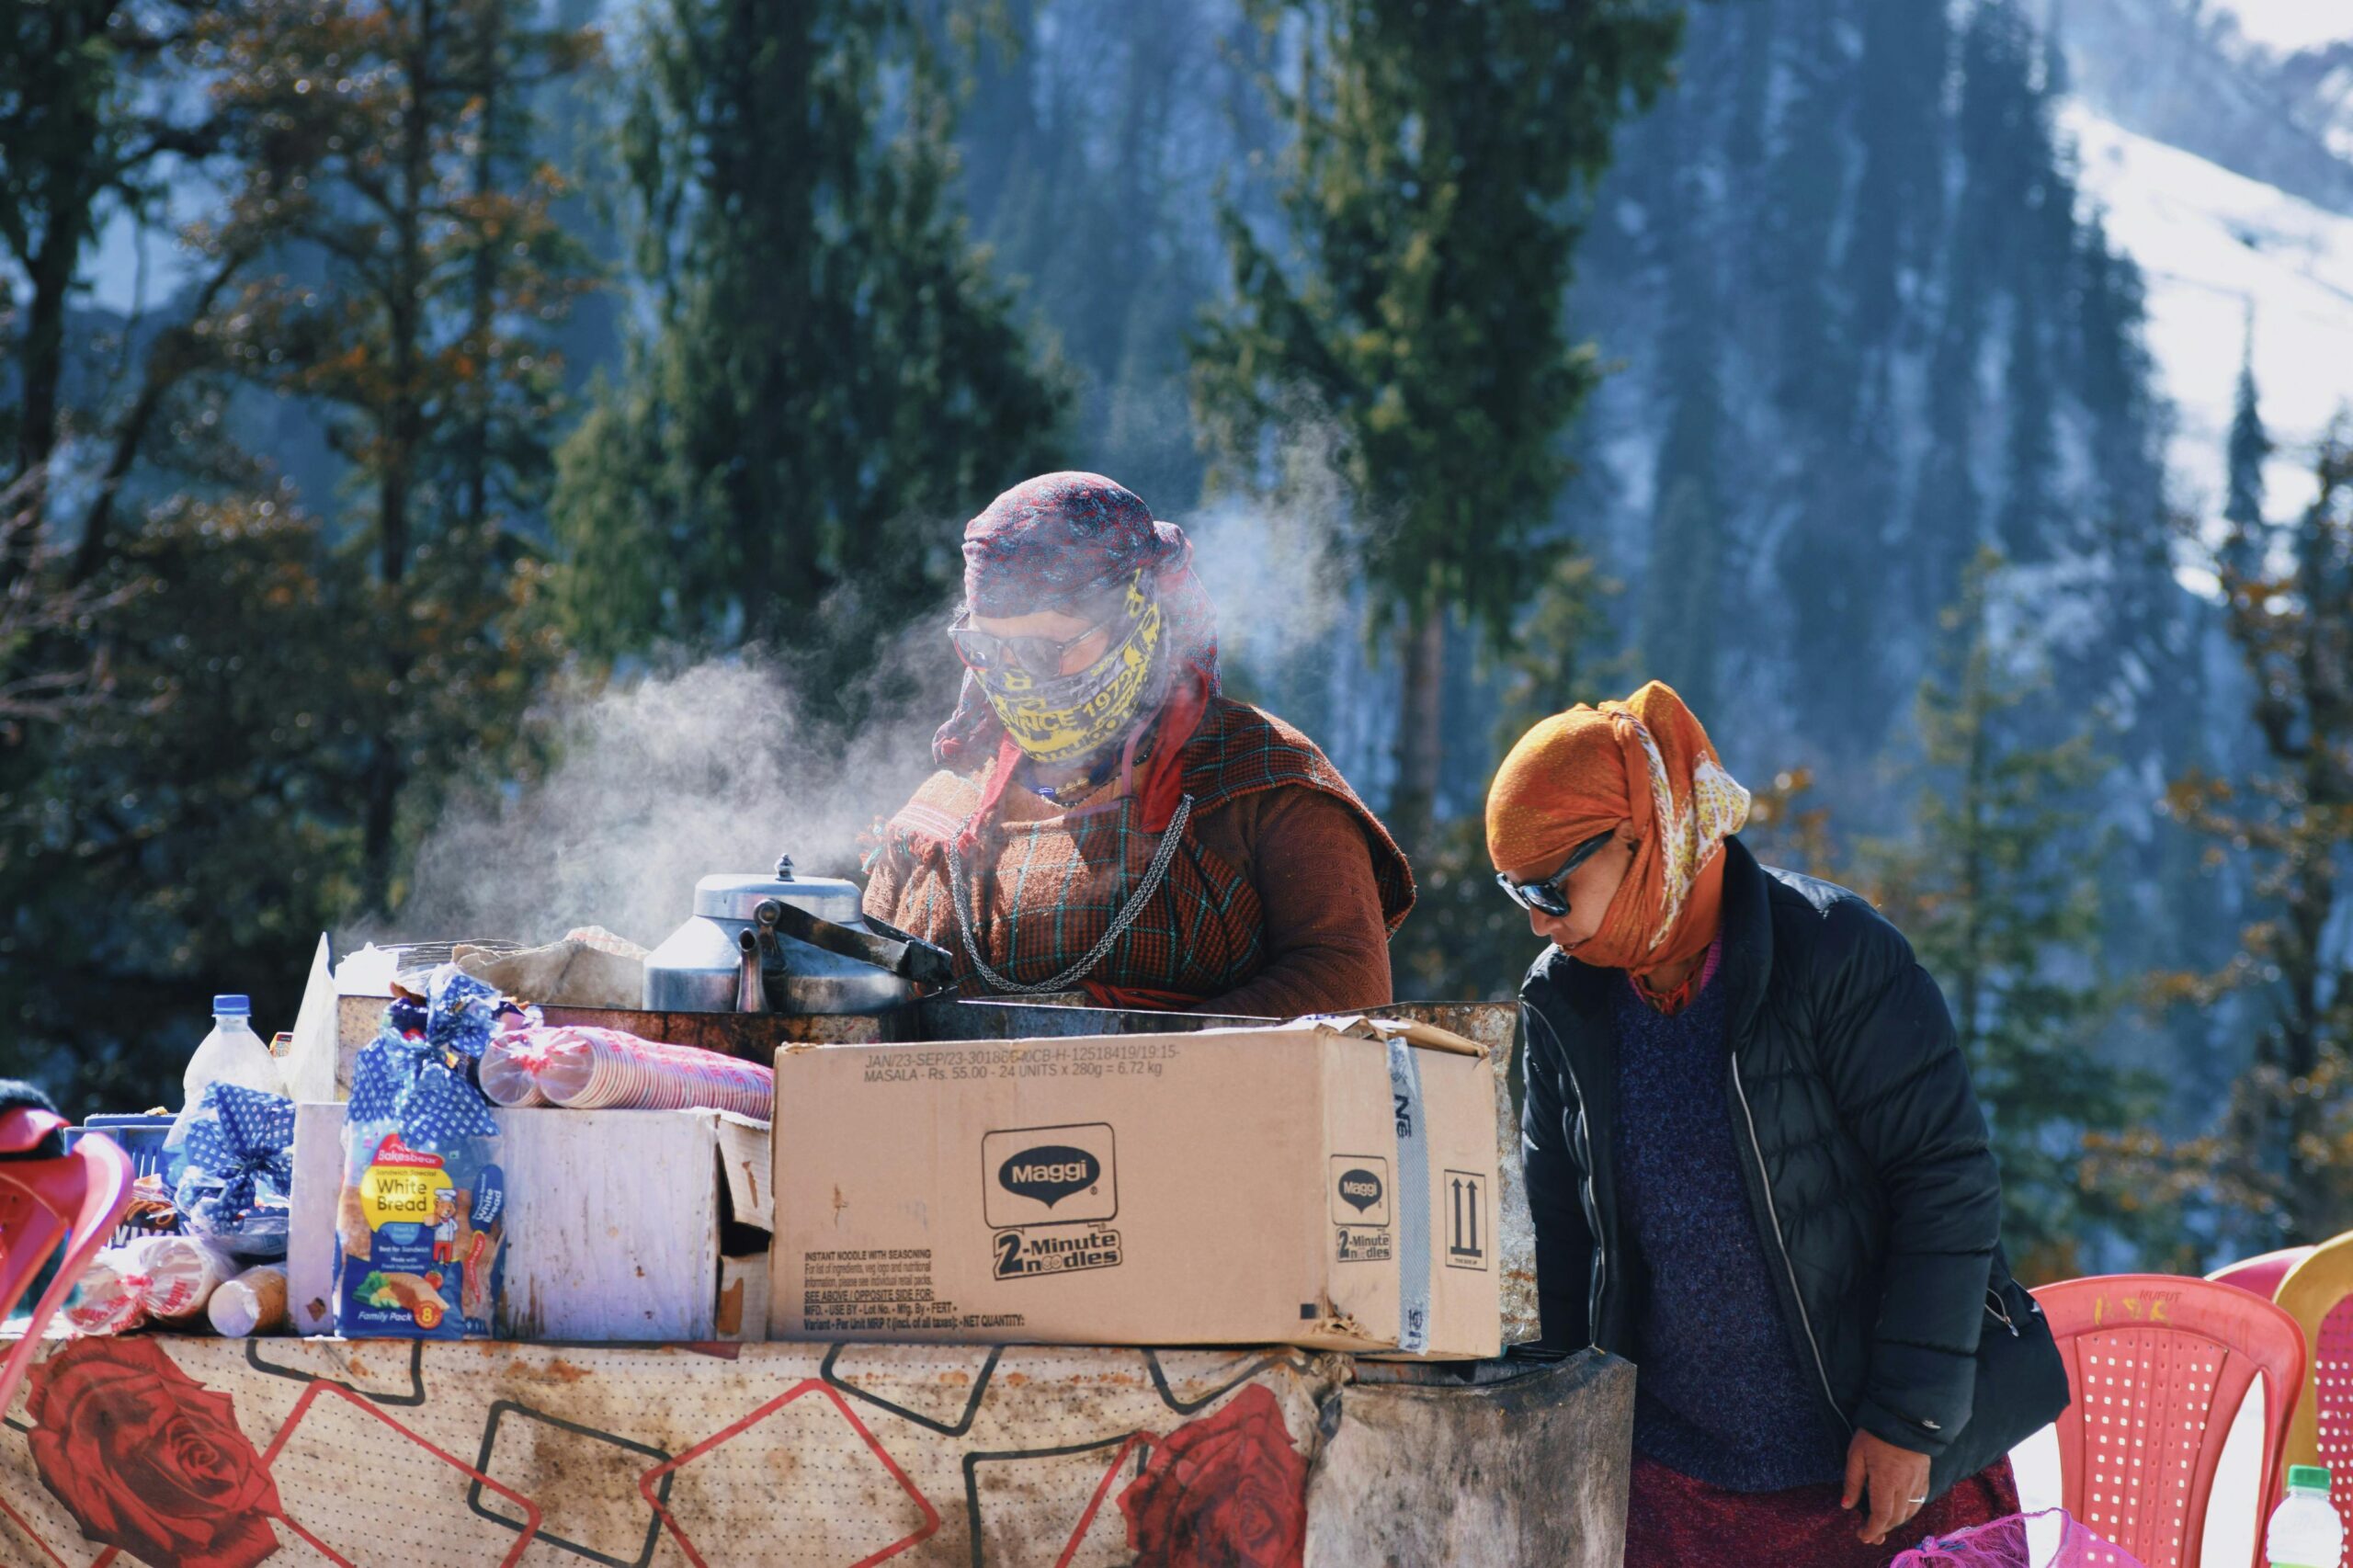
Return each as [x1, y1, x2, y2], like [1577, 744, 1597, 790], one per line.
[692, 852, 863, 924]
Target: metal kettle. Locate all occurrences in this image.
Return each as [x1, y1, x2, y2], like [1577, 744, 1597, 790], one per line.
[641, 853, 953, 1016]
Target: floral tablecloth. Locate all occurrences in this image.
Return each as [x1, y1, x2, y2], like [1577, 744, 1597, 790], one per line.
[0, 1335, 1340, 1568]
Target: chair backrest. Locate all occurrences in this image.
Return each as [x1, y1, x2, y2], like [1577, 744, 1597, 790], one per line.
[2273, 1231, 2353, 1541]
[0, 1121, 136, 1418]
[2036, 1273, 2307, 1568]
[2209, 1246, 2315, 1303]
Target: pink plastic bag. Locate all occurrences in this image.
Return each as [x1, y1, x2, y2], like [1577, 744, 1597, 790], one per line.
[1894, 1511, 2145, 1568]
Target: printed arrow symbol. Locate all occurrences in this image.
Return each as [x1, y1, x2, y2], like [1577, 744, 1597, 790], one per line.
[1448, 1177, 1482, 1258]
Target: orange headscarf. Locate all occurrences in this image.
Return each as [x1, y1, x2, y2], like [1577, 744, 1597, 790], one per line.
[1485, 681, 1751, 977]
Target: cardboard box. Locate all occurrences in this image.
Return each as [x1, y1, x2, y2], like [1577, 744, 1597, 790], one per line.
[767, 1018, 1502, 1357]
[290, 1103, 771, 1341]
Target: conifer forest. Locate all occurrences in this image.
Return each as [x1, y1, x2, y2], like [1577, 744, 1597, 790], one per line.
[3, 0, 2350, 1280]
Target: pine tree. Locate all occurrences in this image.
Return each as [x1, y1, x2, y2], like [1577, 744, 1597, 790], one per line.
[1, 489, 378, 1110]
[551, 0, 1067, 680]
[0, 0, 204, 722]
[1192, 0, 1681, 855]
[1997, 301, 2058, 562]
[1862, 550, 2148, 1278]
[1638, 87, 1724, 718]
[1845, 0, 1948, 364]
[176, 0, 596, 913]
[0, 0, 610, 1110]
[0, 0, 218, 528]
[2222, 315, 2269, 575]
[1758, 1, 1852, 427]
[957, 1, 1211, 506]
[2161, 431, 2353, 1245]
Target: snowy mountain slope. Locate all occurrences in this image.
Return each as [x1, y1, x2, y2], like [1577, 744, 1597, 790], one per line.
[2215, 0, 2350, 56]
[2063, 102, 2353, 534]
[2272, 39, 2353, 165]
[2043, 0, 2353, 213]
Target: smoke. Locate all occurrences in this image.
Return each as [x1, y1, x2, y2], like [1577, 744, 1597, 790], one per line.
[375, 432, 1384, 954]
[382, 618, 964, 950]
[1181, 408, 1381, 666]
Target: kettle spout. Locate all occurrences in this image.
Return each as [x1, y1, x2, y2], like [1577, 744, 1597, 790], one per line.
[734, 897, 786, 1014]
[734, 928, 768, 1014]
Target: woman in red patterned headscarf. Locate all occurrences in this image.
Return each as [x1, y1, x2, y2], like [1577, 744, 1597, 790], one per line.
[862, 472, 1414, 1016]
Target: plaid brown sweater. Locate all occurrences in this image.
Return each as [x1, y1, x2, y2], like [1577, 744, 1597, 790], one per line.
[865, 697, 1412, 1017]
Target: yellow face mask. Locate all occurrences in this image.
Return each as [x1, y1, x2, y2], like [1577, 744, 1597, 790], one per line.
[972, 576, 1166, 765]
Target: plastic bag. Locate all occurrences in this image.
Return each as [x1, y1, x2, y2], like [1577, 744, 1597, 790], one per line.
[1894, 1510, 2146, 1568]
[171, 1082, 295, 1258]
[335, 965, 508, 1337]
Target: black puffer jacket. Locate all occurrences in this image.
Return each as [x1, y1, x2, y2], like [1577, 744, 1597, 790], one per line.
[1520, 837, 2068, 1491]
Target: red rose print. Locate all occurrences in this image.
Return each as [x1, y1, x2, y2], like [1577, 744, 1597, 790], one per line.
[1118, 1384, 1306, 1568]
[26, 1335, 283, 1568]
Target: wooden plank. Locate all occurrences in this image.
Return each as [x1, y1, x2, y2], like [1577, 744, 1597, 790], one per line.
[287, 1102, 345, 1335]
[494, 1108, 722, 1342]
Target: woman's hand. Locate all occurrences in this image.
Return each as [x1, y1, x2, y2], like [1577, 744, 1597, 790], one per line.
[1842, 1429, 1931, 1544]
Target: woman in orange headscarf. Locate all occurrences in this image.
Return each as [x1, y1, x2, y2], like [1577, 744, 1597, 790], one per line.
[1491, 682, 2065, 1564]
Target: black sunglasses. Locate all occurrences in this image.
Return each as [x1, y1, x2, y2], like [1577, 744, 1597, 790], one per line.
[949, 608, 1120, 678]
[1495, 831, 1619, 918]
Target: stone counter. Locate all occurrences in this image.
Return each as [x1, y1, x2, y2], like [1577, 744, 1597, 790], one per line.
[0, 1335, 1629, 1566]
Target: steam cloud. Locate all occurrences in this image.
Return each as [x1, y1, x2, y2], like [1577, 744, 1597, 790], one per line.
[1181, 410, 1381, 667]
[376, 438, 1380, 953]
[382, 619, 962, 950]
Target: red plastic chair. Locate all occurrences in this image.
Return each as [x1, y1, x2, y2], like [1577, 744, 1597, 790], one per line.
[2207, 1246, 2313, 1302]
[2036, 1274, 2306, 1568]
[0, 1110, 135, 1418]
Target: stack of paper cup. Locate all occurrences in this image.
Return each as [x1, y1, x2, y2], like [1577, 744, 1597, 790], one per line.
[139, 1235, 239, 1322]
[63, 1235, 238, 1332]
[477, 1035, 551, 1106]
[479, 1026, 771, 1118]
[63, 1246, 150, 1335]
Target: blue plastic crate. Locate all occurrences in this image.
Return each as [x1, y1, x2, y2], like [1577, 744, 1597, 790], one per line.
[65, 1114, 180, 1245]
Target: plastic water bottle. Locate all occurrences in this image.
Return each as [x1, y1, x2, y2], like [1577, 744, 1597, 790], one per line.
[2268, 1465, 2345, 1568]
[165, 996, 281, 1150]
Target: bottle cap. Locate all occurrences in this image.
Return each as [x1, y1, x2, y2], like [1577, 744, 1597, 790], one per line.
[2290, 1463, 2331, 1491]
[210, 994, 251, 1016]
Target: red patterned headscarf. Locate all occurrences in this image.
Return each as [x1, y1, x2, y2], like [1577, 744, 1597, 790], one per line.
[933, 472, 1220, 767]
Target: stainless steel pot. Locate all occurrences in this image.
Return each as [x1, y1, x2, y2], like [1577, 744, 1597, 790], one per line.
[642, 854, 953, 1015]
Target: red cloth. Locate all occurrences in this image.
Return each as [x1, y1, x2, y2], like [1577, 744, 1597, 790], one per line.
[1624, 1455, 2021, 1567]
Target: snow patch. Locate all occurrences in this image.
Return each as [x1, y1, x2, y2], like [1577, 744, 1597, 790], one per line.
[2211, 0, 2351, 58]
[2063, 102, 2353, 539]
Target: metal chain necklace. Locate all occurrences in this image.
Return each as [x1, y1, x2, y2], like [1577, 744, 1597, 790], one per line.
[945, 793, 1197, 996]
